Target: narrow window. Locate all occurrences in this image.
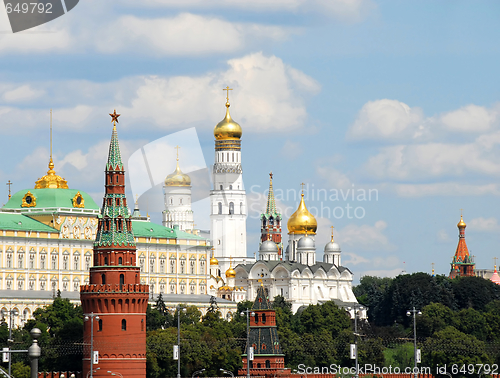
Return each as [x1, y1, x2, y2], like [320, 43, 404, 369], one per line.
[266, 360, 271, 368]
[120, 274, 124, 289]
[122, 319, 127, 331]
[229, 202, 234, 215]
[104, 257, 108, 265]
[229, 185, 232, 190]
[218, 202, 222, 214]
[101, 274, 106, 285]
[141, 319, 144, 331]
[262, 313, 266, 323]
[98, 319, 103, 331]
[254, 313, 259, 323]
[119, 257, 123, 265]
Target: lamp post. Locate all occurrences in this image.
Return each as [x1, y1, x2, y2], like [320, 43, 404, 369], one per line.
[192, 369, 206, 378]
[406, 307, 422, 378]
[347, 304, 364, 378]
[220, 368, 234, 378]
[240, 309, 255, 378]
[2, 308, 19, 377]
[84, 312, 100, 378]
[177, 306, 187, 378]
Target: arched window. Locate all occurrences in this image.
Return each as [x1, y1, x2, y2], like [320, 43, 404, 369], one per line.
[266, 360, 270, 368]
[101, 274, 106, 285]
[104, 257, 108, 265]
[240, 202, 243, 214]
[229, 202, 234, 215]
[98, 319, 103, 331]
[119, 257, 123, 265]
[120, 274, 124, 290]
[262, 313, 266, 323]
[218, 202, 222, 214]
[141, 319, 144, 331]
[122, 319, 127, 331]
[254, 313, 259, 323]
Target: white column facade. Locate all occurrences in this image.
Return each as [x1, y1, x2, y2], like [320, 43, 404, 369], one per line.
[210, 148, 247, 276]
[162, 185, 194, 231]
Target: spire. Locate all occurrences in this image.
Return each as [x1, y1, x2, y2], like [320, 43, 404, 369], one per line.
[107, 110, 124, 171]
[492, 258, 500, 285]
[95, 111, 135, 248]
[330, 225, 335, 242]
[449, 212, 475, 278]
[34, 110, 69, 189]
[252, 284, 271, 310]
[265, 171, 278, 216]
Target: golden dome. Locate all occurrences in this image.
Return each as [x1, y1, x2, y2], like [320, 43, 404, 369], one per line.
[214, 102, 242, 140]
[457, 215, 466, 229]
[164, 161, 191, 187]
[287, 193, 317, 235]
[34, 158, 69, 189]
[210, 249, 219, 265]
[225, 266, 236, 278]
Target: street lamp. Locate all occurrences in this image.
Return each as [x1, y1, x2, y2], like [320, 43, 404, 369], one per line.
[347, 304, 364, 378]
[220, 368, 234, 378]
[107, 371, 123, 378]
[406, 307, 422, 378]
[177, 306, 187, 378]
[192, 369, 206, 378]
[86, 368, 100, 378]
[240, 309, 255, 378]
[2, 308, 19, 377]
[84, 313, 100, 378]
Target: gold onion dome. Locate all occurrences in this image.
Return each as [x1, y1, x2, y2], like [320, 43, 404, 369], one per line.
[287, 193, 317, 235]
[214, 101, 242, 140]
[210, 250, 219, 266]
[457, 215, 466, 228]
[34, 158, 68, 189]
[225, 266, 236, 278]
[164, 161, 191, 187]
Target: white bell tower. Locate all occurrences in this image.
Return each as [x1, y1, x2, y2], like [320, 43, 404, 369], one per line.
[210, 87, 247, 277]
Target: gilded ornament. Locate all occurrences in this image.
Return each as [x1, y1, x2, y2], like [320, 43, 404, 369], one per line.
[72, 192, 85, 208]
[21, 191, 37, 208]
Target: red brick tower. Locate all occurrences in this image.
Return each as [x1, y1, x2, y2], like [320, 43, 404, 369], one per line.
[240, 285, 288, 378]
[449, 214, 475, 278]
[80, 110, 149, 378]
[260, 172, 283, 257]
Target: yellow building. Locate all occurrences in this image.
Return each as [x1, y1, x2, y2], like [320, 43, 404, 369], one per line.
[0, 155, 224, 327]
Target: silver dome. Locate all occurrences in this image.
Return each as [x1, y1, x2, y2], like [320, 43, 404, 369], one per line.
[297, 235, 315, 249]
[324, 241, 341, 253]
[260, 240, 279, 253]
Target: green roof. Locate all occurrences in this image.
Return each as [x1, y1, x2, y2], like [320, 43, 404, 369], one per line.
[107, 127, 124, 171]
[0, 213, 57, 232]
[3, 189, 99, 211]
[131, 220, 206, 240]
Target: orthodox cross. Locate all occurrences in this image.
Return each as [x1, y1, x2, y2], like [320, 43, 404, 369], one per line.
[223, 86, 233, 102]
[6, 180, 12, 200]
[175, 145, 180, 161]
[109, 109, 120, 127]
[494, 257, 498, 267]
[330, 225, 335, 240]
[300, 182, 305, 193]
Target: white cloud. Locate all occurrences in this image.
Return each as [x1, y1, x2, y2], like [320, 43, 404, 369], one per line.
[348, 99, 427, 141]
[436, 229, 451, 242]
[316, 165, 352, 189]
[93, 13, 296, 56]
[127, 0, 375, 22]
[0, 53, 318, 135]
[395, 183, 500, 197]
[365, 140, 500, 181]
[360, 267, 405, 278]
[440, 104, 498, 133]
[337, 220, 394, 251]
[468, 217, 500, 232]
[343, 252, 369, 265]
[1, 85, 45, 103]
[0, 7, 296, 56]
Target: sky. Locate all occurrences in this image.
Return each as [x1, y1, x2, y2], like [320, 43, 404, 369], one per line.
[1, 0, 500, 282]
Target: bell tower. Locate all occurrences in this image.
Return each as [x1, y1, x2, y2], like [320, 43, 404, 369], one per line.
[210, 87, 247, 276]
[80, 110, 149, 378]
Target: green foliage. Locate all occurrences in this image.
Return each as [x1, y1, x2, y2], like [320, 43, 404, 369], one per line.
[11, 362, 30, 378]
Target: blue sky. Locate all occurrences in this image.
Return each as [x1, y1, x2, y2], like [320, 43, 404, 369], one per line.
[1, 0, 500, 281]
